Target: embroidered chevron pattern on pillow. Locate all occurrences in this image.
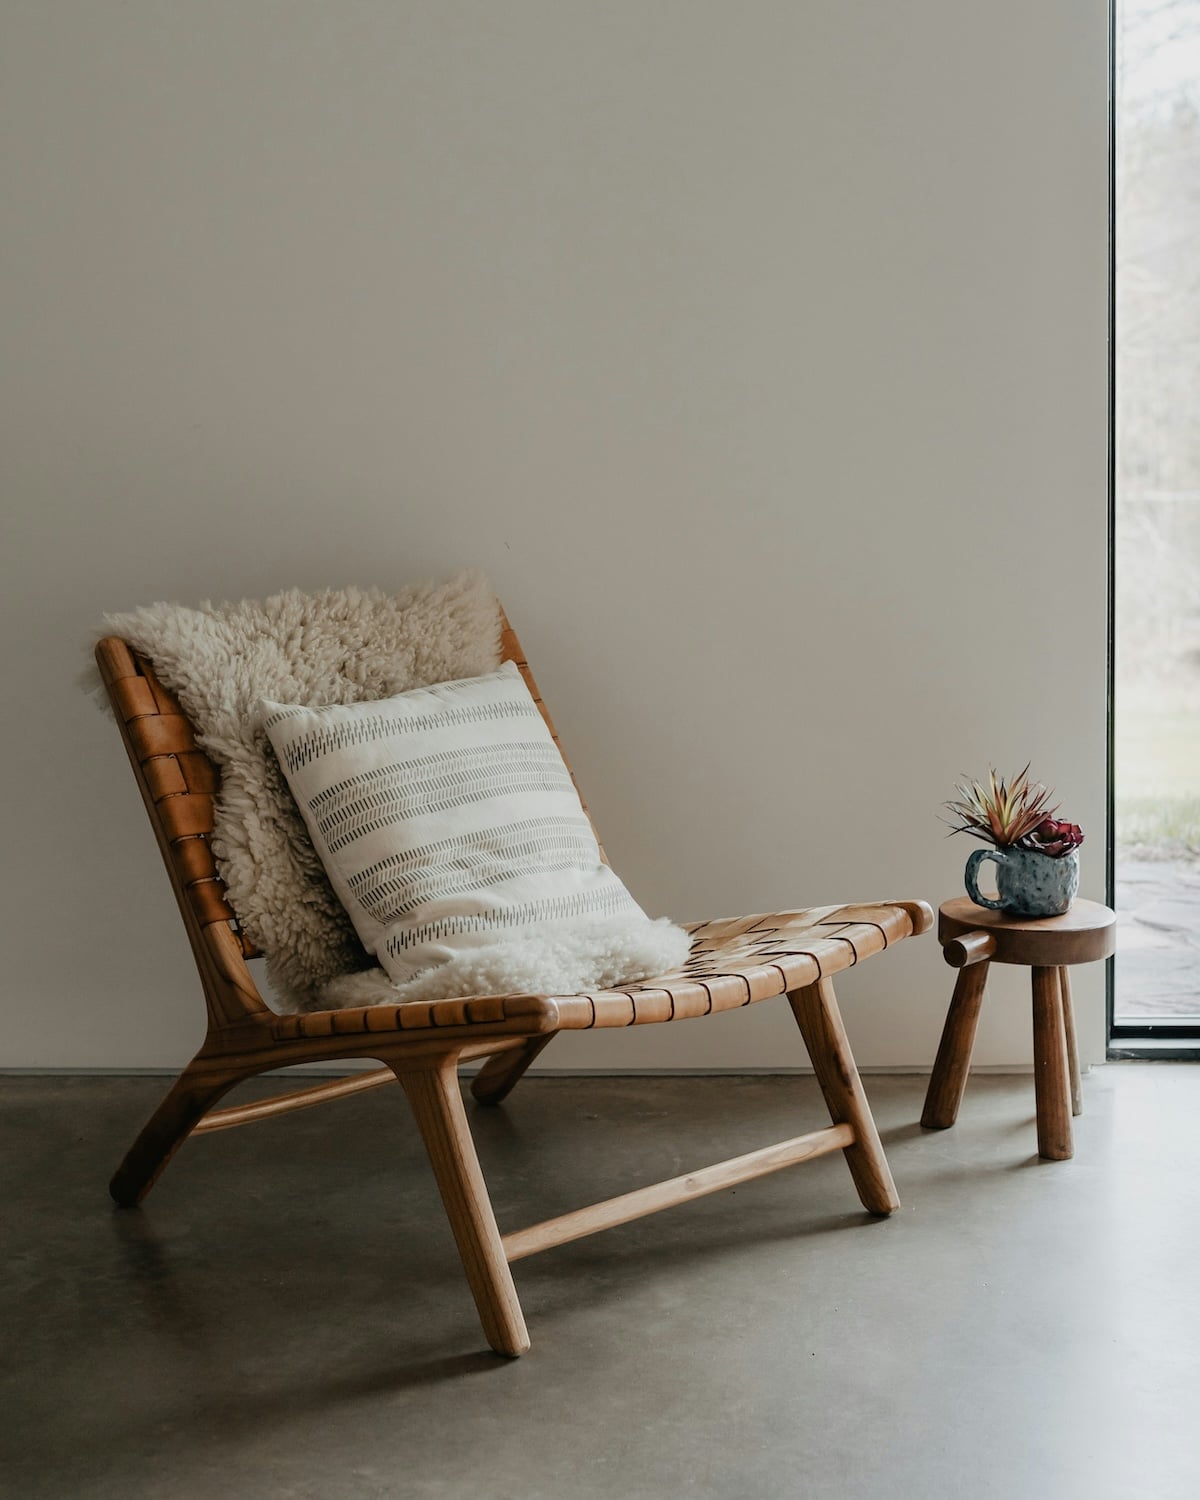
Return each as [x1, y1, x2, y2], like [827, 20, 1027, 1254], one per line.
[261, 661, 678, 993]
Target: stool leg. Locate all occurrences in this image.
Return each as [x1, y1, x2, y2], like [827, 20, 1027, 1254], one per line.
[921, 961, 989, 1130]
[1059, 966, 1082, 1117]
[1032, 966, 1073, 1161]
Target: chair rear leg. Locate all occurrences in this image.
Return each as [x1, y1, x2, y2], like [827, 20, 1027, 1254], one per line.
[396, 1057, 530, 1357]
[110, 1063, 239, 1207]
[470, 1035, 556, 1107]
[788, 977, 900, 1216]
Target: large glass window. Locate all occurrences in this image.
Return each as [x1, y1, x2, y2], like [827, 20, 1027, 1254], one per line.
[1114, 0, 1200, 1035]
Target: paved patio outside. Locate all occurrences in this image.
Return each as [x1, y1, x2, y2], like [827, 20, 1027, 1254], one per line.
[1115, 857, 1200, 1019]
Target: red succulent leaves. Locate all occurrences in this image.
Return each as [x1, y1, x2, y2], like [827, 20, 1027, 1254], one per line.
[1019, 817, 1085, 858]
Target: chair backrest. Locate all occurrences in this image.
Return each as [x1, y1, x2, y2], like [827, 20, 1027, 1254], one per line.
[96, 607, 596, 1029]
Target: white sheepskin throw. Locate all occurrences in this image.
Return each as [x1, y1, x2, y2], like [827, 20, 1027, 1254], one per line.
[320, 919, 691, 1010]
[89, 573, 689, 1012]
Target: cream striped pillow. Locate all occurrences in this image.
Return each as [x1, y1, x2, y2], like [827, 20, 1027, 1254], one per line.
[261, 662, 688, 997]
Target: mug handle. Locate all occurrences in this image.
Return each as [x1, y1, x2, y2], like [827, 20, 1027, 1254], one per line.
[965, 848, 1006, 910]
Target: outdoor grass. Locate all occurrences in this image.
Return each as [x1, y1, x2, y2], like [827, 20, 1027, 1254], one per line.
[1116, 794, 1200, 852]
[1115, 690, 1200, 856]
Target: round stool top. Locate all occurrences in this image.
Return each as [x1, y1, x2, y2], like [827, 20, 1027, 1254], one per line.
[938, 896, 1116, 967]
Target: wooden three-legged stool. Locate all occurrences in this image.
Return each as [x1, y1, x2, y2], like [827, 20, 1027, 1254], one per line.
[921, 897, 1116, 1160]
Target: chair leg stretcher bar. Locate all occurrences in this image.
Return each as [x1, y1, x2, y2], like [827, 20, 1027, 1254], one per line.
[501, 1122, 856, 1262]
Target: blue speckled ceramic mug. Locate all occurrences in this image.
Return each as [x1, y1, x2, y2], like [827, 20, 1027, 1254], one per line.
[965, 846, 1079, 919]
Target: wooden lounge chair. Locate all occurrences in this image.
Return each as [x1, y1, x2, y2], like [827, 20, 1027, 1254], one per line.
[95, 612, 932, 1357]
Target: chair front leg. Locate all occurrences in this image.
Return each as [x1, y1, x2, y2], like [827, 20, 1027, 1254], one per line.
[395, 1055, 530, 1357]
[788, 977, 900, 1216]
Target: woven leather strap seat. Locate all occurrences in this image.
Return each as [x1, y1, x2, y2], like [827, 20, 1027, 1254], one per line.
[274, 904, 926, 1040]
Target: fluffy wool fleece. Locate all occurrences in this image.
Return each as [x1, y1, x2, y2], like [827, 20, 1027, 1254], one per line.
[88, 573, 689, 1012]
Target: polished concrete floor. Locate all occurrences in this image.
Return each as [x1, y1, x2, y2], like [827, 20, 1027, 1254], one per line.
[2, 1067, 1197, 1500]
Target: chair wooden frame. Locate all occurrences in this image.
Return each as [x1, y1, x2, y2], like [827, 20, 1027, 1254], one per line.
[97, 613, 931, 1356]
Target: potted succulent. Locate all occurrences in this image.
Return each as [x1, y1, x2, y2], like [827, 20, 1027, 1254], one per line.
[944, 766, 1084, 918]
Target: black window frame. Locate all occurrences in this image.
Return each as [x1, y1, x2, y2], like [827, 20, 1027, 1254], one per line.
[1108, 0, 1200, 1058]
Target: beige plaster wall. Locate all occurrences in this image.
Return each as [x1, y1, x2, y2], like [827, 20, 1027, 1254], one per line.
[0, 2, 1108, 1071]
